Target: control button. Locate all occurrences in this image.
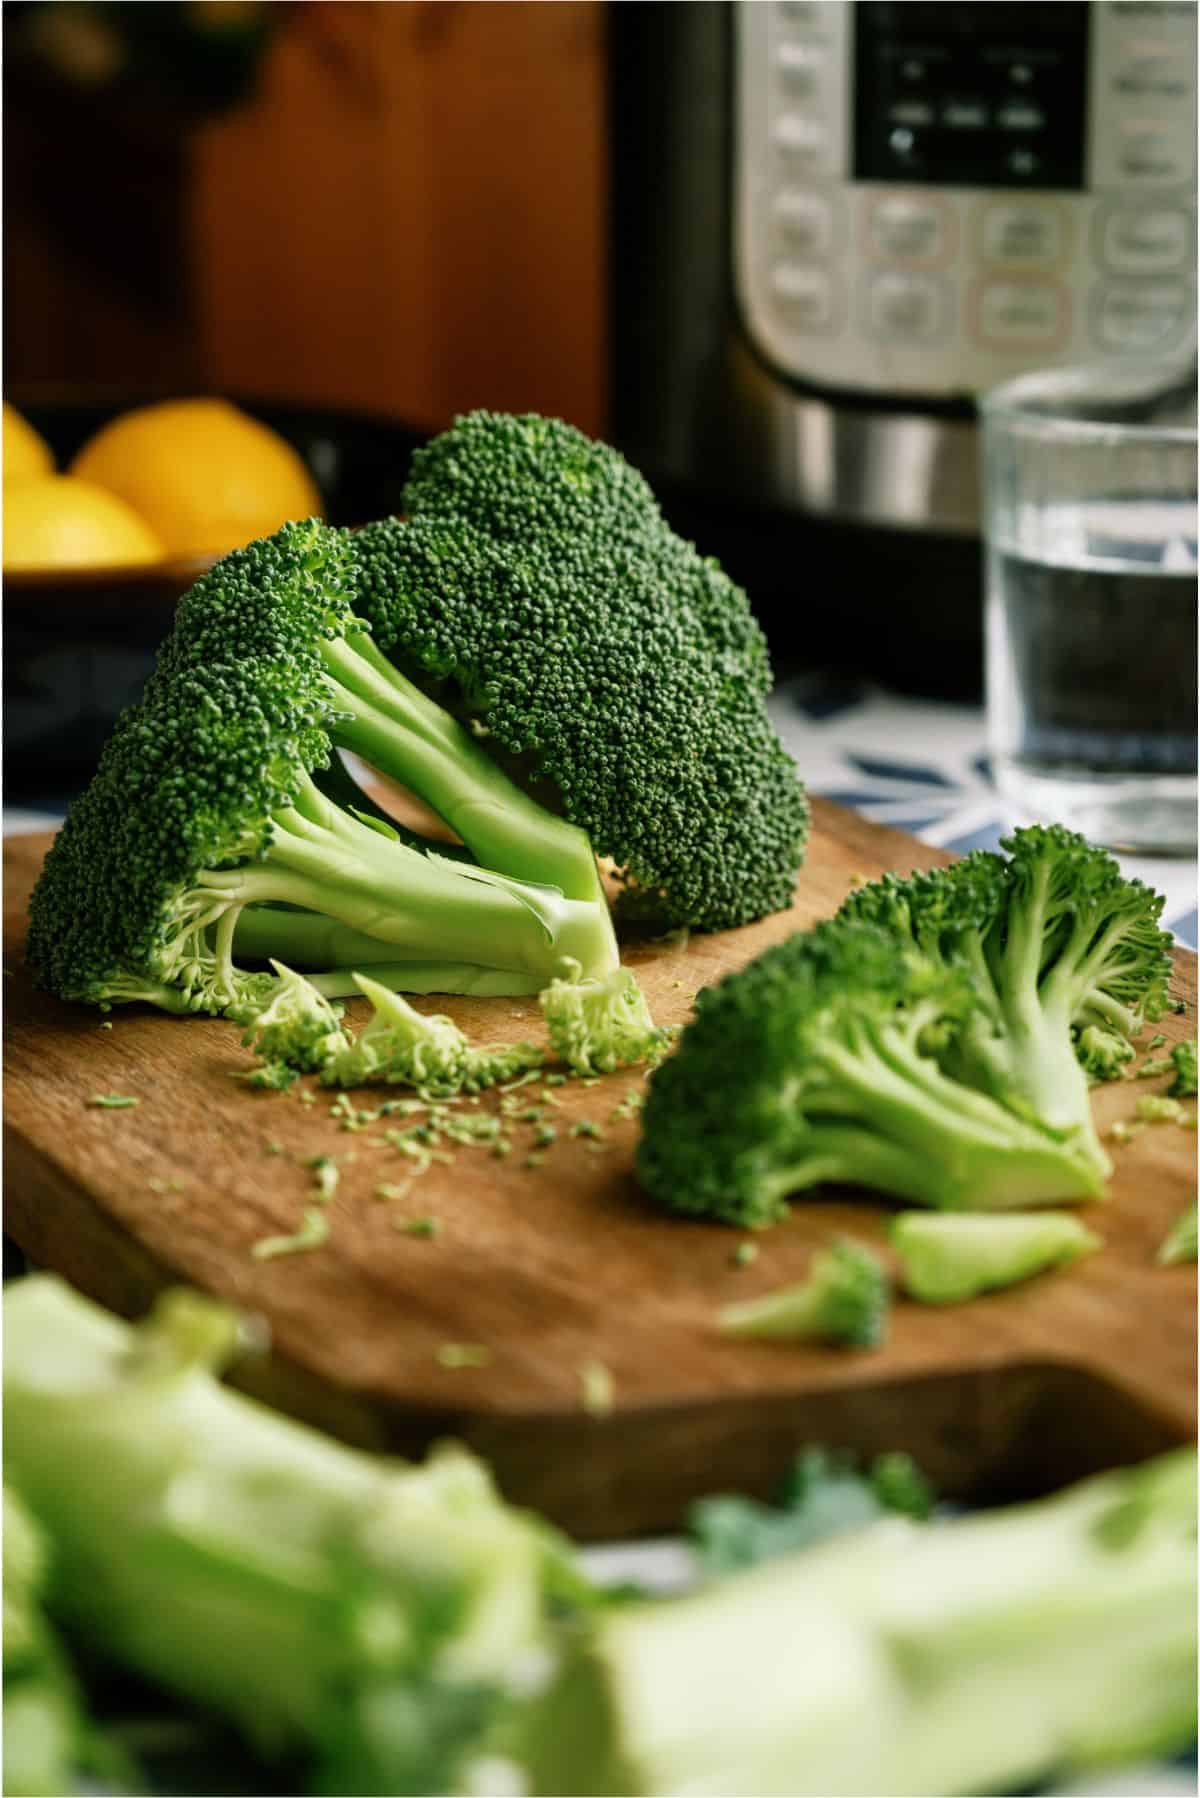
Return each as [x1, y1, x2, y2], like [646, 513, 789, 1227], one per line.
[773, 191, 834, 259]
[1008, 147, 1039, 177]
[900, 58, 926, 82]
[1009, 62, 1034, 86]
[1093, 280, 1191, 353]
[771, 264, 835, 331]
[776, 40, 825, 96]
[943, 99, 987, 129]
[867, 272, 946, 344]
[1099, 208, 1191, 275]
[975, 280, 1068, 348]
[1118, 127, 1193, 184]
[867, 195, 952, 263]
[997, 102, 1045, 131]
[773, 113, 827, 164]
[890, 100, 934, 127]
[982, 204, 1064, 267]
[1114, 56, 1192, 101]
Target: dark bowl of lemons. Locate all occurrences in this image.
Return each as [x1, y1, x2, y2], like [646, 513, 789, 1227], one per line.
[3, 395, 420, 796]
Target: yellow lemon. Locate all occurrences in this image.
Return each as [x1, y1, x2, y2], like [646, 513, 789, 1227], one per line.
[71, 398, 323, 558]
[4, 476, 166, 573]
[4, 404, 55, 484]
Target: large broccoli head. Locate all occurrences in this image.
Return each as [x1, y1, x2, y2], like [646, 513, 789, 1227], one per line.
[353, 412, 808, 934]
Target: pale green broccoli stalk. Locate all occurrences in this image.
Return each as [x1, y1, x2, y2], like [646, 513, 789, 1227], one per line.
[539, 958, 672, 1076]
[718, 1240, 889, 1348]
[3, 1487, 127, 1798]
[1075, 1023, 1136, 1083]
[2, 1277, 582, 1798]
[1158, 1203, 1198, 1267]
[1170, 1038, 1198, 1098]
[891, 1210, 1101, 1305]
[239, 959, 350, 1070]
[513, 1449, 1197, 1798]
[323, 972, 544, 1093]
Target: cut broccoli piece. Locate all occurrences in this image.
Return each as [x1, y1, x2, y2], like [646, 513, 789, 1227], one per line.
[323, 971, 544, 1093]
[352, 413, 809, 934]
[2, 1277, 584, 1798]
[839, 826, 1171, 1183]
[538, 958, 672, 1076]
[1136, 1093, 1184, 1124]
[688, 1447, 934, 1575]
[637, 917, 1110, 1228]
[718, 1239, 889, 1348]
[27, 520, 619, 1018]
[1075, 1023, 1136, 1083]
[1158, 1203, 1198, 1267]
[1169, 1038, 1198, 1097]
[3, 1486, 127, 1798]
[515, 1449, 1197, 1798]
[891, 1210, 1101, 1304]
[240, 959, 350, 1071]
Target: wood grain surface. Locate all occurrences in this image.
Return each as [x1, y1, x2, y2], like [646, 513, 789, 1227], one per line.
[5, 802, 1196, 1536]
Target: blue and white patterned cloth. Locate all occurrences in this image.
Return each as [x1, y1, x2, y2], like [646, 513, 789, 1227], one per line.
[768, 675, 1198, 947]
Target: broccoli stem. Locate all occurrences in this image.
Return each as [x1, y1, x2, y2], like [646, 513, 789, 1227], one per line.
[791, 1030, 1106, 1209]
[193, 772, 616, 990]
[321, 634, 610, 909]
[232, 909, 545, 996]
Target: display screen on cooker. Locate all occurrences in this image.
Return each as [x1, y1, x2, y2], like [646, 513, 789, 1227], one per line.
[853, 1, 1090, 190]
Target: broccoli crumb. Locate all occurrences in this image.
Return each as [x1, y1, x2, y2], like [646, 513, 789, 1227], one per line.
[543, 1073, 568, 1088]
[397, 1216, 439, 1239]
[1135, 1095, 1184, 1125]
[148, 1175, 187, 1195]
[1109, 1118, 1145, 1145]
[87, 1093, 138, 1109]
[98, 1021, 113, 1031]
[1147, 1033, 1168, 1050]
[534, 1123, 557, 1147]
[264, 1140, 283, 1156]
[1157, 1203, 1198, 1267]
[492, 1138, 513, 1159]
[375, 1182, 413, 1202]
[1172, 998, 1188, 1014]
[732, 1241, 759, 1269]
[307, 1156, 341, 1203]
[570, 1119, 604, 1140]
[435, 1343, 491, 1369]
[579, 1360, 615, 1417]
[523, 1152, 545, 1170]
[1137, 1056, 1174, 1079]
[251, 1207, 329, 1261]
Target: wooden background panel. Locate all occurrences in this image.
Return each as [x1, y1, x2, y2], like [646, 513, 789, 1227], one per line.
[191, 2, 608, 432]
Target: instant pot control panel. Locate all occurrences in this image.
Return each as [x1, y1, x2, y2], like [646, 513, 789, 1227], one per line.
[735, 0, 1198, 399]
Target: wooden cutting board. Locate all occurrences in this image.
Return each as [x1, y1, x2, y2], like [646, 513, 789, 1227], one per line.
[5, 802, 1196, 1537]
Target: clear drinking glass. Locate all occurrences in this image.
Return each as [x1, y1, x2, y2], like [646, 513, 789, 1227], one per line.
[982, 365, 1198, 855]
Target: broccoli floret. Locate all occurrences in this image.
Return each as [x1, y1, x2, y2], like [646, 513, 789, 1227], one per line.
[1158, 1203, 1198, 1267]
[240, 960, 349, 1071]
[840, 826, 1172, 1181]
[891, 1210, 1101, 1305]
[688, 1447, 934, 1575]
[322, 971, 544, 1093]
[1075, 1023, 1136, 1083]
[637, 917, 1110, 1228]
[1169, 1038, 1198, 1098]
[27, 521, 619, 1017]
[718, 1239, 889, 1348]
[538, 957, 672, 1076]
[352, 413, 809, 934]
